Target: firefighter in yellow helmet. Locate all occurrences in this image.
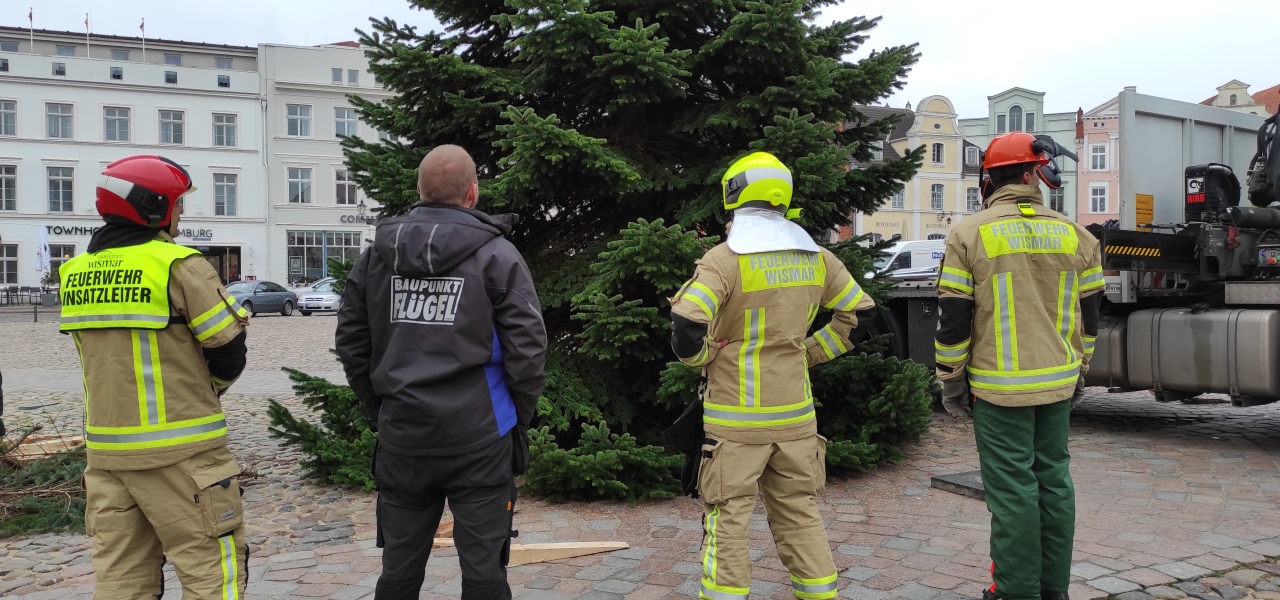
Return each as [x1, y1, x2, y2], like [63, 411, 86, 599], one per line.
[60, 155, 250, 599]
[669, 152, 874, 600]
[934, 132, 1102, 600]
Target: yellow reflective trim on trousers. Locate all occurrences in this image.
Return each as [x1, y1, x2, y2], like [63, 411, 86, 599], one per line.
[939, 266, 974, 294]
[979, 218, 1079, 258]
[968, 361, 1082, 391]
[993, 273, 1018, 371]
[1055, 271, 1078, 363]
[699, 581, 748, 600]
[738, 308, 765, 407]
[791, 573, 839, 598]
[220, 534, 240, 600]
[702, 506, 721, 589]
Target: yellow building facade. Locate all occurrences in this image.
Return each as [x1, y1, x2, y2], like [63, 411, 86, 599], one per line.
[854, 96, 982, 242]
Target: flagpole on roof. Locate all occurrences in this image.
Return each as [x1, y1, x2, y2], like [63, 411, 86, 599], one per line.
[141, 18, 146, 62]
[28, 7, 34, 51]
[85, 12, 90, 57]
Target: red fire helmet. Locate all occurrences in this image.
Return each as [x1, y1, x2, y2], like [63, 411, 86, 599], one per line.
[96, 155, 194, 228]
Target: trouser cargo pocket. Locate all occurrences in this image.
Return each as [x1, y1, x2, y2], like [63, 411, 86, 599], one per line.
[697, 437, 724, 504]
[190, 459, 244, 537]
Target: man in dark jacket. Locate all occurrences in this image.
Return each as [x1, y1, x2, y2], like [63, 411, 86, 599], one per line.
[336, 145, 547, 600]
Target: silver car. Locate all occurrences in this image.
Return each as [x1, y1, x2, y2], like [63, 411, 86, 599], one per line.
[298, 280, 342, 316]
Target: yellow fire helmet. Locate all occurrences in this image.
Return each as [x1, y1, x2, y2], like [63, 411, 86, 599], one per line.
[721, 151, 802, 219]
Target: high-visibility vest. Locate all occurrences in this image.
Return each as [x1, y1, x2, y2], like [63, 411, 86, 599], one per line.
[60, 240, 229, 451]
[59, 240, 199, 330]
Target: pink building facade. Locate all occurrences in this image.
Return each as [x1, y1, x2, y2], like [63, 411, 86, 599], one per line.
[1076, 91, 1123, 226]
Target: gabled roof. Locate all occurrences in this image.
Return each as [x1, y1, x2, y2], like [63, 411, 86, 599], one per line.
[1084, 96, 1119, 118]
[848, 105, 914, 163]
[987, 87, 1045, 100]
[1255, 83, 1280, 115]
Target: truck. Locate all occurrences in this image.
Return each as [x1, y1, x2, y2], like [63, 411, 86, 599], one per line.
[875, 91, 1275, 406]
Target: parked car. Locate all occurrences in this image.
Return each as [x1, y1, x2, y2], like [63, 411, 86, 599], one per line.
[291, 276, 334, 294]
[226, 281, 298, 316]
[298, 280, 342, 316]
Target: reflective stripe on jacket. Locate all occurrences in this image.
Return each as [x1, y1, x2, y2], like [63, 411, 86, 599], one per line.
[61, 234, 249, 469]
[935, 185, 1103, 407]
[670, 243, 874, 444]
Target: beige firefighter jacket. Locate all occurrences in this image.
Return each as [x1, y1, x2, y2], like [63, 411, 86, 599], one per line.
[935, 185, 1104, 407]
[670, 243, 875, 444]
[69, 232, 249, 470]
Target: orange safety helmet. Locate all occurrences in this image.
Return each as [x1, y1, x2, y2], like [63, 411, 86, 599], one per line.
[982, 132, 1050, 170]
[96, 155, 194, 228]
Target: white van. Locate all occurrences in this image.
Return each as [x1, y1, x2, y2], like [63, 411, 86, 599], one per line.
[874, 240, 946, 276]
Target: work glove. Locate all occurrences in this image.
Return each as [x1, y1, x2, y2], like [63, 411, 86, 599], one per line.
[1070, 375, 1087, 409]
[941, 378, 971, 419]
[212, 376, 234, 398]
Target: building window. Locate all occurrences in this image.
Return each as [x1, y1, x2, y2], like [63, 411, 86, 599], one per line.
[46, 103, 73, 138]
[217, 75, 230, 88]
[48, 167, 74, 212]
[0, 58, 7, 72]
[965, 146, 979, 167]
[56, 45, 75, 57]
[287, 104, 312, 137]
[335, 107, 357, 138]
[997, 114, 1006, 134]
[1049, 187, 1066, 213]
[159, 110, 185, 144]
[1229, 94, 1237, 106]
[1009, 105, 1023, 132]
[214, 173, 237, 216]
[0, 165, 15, 211]
[931, 143, 944, 165]
[287, 231, 363, 283]
[1026, 112, 1036, 132]
[164, 71, 177, 84]
[1090, 186, 1108, 213]
[110, 66, 123, 80]
[216, 57, 233, 70]
[104, 106, 130, 142]
[49, 244, 75, 274]
[891, 189, 904, 209]
[112, 49, 129, 61]
[332, 68, 343, 84]
[0, 40, 19, 52]
[378, 130, 397, 144]
[0, 245, 16, 284]
[213, 113, 237, 147]
[288, 168, 312, 203]
[164, 53, 181, 66]
[869, 141, 883, 161]
[966, 187, 980, 212]
[336, 170, 357, 205]
[930, 183, 944, 211]
[0, 100, 15, 136]
[53, 62, 66, 76]
[1090, 144, 1108, 171]
[348, 69, 359, 85]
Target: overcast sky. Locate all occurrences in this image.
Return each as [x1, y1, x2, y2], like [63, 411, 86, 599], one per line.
[9, 0, 1279, 118]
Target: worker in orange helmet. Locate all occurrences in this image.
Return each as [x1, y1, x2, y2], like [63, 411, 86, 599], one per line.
[934, 132, 1102, 600]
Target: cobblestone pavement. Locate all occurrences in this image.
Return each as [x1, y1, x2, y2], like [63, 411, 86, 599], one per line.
[2, 315, 1279, 599]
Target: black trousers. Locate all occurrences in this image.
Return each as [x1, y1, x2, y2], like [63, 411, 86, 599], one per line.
[374, 433, 516, 600]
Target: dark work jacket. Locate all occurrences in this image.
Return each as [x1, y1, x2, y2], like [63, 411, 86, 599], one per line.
[335, 204, 548, 456]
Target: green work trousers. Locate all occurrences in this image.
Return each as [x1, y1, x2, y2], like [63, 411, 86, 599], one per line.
[973, 398, 1074, 600]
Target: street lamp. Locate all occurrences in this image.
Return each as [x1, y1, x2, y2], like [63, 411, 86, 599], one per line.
[357, 200, 366, 218]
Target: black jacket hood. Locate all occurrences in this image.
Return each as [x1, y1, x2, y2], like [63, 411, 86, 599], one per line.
[374, 204, 520, 277]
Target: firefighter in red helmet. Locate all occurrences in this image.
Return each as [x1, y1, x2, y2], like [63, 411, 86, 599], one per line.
[60, 156, 251, 599]
[935, 132, 1101, 600]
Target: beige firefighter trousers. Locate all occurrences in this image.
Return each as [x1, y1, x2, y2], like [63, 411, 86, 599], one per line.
[698, 434, 839, 599]
[85, 446, 248, 600]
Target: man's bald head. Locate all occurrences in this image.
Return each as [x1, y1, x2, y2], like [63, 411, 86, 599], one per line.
[417, 145, 479, 207]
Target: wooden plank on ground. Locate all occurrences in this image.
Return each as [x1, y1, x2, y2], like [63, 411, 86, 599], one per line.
[429, 540, 629, 566]
[7, 435, 84, 465]
[436, 519, 454, 539]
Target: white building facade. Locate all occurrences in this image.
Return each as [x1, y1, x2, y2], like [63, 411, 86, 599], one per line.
[259, 43, 390, 286]
[0, 27, 267, 288]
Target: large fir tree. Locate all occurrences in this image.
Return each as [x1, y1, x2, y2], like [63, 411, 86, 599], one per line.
[271, 0, 934, 501]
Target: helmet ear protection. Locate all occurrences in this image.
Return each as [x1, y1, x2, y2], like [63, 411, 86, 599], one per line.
[979, 135, 1078, 201]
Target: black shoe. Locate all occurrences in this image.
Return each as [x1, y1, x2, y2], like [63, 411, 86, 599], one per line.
[1041, 591, 1069, 600]
[981, 589, 999, 600]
